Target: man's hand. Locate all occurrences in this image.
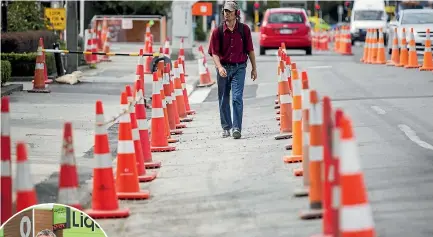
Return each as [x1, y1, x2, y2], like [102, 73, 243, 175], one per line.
[251, 69, 257, 81]
[218, 66, 227, 77]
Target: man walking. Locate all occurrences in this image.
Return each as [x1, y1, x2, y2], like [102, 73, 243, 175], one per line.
[208, 0, 257, 139]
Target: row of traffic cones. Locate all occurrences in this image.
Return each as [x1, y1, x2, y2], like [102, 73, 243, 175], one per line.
[333, 25, 353, 55]
[1, 97, 83, 224]
[312, 29, 330, 51]
[1, 48, 197, 222]
[363, 27, 433, 71]
[274, 47, 376, 236]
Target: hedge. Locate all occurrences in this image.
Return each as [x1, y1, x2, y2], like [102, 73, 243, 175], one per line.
[1, 30, 58, 54]
[1, 61, 12, 85]
[1, 53, 56, 77]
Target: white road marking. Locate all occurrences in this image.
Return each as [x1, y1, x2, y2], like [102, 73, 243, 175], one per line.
[371, 106, 386, 115]
[308, 65, 333, 69]
[398, 124, 433, 150]
[187, 87, 213, 104]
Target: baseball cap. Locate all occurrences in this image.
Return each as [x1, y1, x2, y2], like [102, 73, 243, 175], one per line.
[223, 1, 237, 11]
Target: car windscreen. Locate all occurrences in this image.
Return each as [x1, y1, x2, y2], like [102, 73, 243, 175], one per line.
[354, 10, 384, 20]
[268, 13, 304, 23]
[402, 12, 433, 24]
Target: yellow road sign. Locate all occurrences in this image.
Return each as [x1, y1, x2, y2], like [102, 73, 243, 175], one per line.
[44, 8, 66, 30]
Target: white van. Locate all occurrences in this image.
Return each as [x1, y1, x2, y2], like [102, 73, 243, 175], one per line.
[350, 0, 388, 45]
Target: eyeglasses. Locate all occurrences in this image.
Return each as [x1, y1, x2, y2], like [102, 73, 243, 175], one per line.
[224, 9, 234, 13]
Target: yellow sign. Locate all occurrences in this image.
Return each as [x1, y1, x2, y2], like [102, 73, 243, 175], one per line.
[45, 8, 66, 30]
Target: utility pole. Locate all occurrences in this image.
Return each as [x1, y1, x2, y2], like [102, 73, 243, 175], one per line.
[66, 0, 78, 73]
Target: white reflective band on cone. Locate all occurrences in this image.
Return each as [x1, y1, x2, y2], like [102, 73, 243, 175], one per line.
[280, 94, 292, 104]
[132, 128, 140, 140]
[58, 187, 79, 205]
[292, 79, 302, 96]
[152, 81, 159, 94]
[152, 108, 164, 118]
[310, 104, 323, 125]
[340, 140, 362, 174]
[16, 162, 34, 190]
[179, 64, 184, 74]
[175, 89, 183, 97]
[332, 184, 340, 209]
[137, 119, 149, 130]
[166, 95, 173, 104]
[309, 146, 323, 161]
[119, 112, 131, 123]
[182, 83, 186, 90]
[61, 151, 76, 166]
[292, 109, 302, 121]
[302, 89, 310, 110]
[340, 204, 374, 231]
[35, 63, 44, 70]
[303, 132, 309, 146]
[1, 160, 11, 176]
[117, 140, 135, 154]
[95, 153, 112, 168]
[1, 112, 10, 135]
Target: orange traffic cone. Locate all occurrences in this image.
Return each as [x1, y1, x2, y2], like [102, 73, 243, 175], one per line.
[397, 28, 409, 67]
[387, 28, 400, 66]
[135, 79, 161, 169]
[151, 72, 176, 152]
[420, 29, 433, 71]
[115, 92, 150, 199]
[405, 28, 420, 68]
[58, 122, 82, 210]
[300, 90, 323, 220]
[274, 58, 292, 140]
[339, 115, 376, 237]
[1, 97, 13, 224]
[374, 28, 387, 64]
[85, 100, 130, 219]
[125, 85, 157, 182]
[168, 63, 186, 129]
[173, 61, 192, 123]
[28, 38, 50, 93]
[284, 63, 303, 164]
[179, 57, 196, 115]
[163, 64, 183, 135]
[15, 142, 38, 212]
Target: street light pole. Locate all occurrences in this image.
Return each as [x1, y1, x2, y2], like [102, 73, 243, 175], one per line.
[1, 1, 8, 32]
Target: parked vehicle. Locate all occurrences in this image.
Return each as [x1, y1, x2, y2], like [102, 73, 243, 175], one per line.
[350, 0, 388, 45]
[258, 8, 312, 55]
[387, 8, 433, 54]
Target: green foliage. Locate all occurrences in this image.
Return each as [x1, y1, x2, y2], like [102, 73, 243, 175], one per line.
[1, 61, 12, 86]
[7, 1, 48, 32]
[91, 1, 172, 15]
[194, 18, 207, 42]
[1, 53, 56, 77]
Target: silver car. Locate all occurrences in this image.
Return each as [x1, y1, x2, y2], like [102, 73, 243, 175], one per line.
[387, 8, 433, 54]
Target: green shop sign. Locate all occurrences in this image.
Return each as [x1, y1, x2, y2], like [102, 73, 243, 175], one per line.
[52, 205, 105, 236]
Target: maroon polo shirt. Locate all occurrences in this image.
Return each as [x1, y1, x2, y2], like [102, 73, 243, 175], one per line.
[208, 21, 254, 64]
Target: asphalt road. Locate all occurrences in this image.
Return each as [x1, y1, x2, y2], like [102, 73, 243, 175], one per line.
[94, 33, 433, 237]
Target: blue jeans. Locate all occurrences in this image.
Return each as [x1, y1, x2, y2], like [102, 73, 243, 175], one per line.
[216, 62, 247, 132]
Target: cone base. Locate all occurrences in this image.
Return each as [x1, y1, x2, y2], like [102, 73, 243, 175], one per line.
[187, 110, 196, 115]
[300, 208, 323, 220]
[274, 133, 292, 140]
[276, 110, 280, 115]
[197, 81, 216, 88]
[386, 60, 398, 66]
[168, 137, 178, 143]
[405, 65, 420, 68]
[117, 189, 150, 200]
[285, 144, 293, 150]
[138, 171, 158, 182]
[420, 67, 433, 71]
[283, 155, 302, 163]
[144, 161, 162, 169]
[276, 116, 280, 121]
[151, 145, 176, 152]
[28, 88, 51, 93]
[274, 104, 280, 109]
[293, 167, 303, 177]
[85, 208, 130, 219]
[170, 129, 183, 135]
[275, 99, 279, 104]
[180, 117, 193, 122]
[176, 123, 187, 129]
[294, 186, 309, 197]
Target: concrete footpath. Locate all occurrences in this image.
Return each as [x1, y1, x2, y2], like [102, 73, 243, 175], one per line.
[5, 43, 201, 205]
[96, 93, 322, 237]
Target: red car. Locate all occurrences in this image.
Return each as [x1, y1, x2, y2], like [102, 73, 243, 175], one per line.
[259, 8, 312, 55]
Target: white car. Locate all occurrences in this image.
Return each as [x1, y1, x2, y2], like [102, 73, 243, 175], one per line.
[387, 8, 433, 54]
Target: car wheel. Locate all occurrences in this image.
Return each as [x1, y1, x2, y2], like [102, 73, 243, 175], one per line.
[351, 39, 355, 46]
[259, 46, 265, 55]
[305, 47, 312, 55]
